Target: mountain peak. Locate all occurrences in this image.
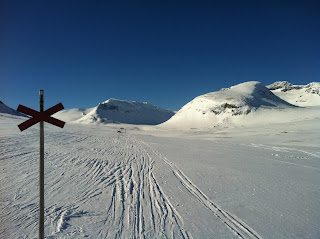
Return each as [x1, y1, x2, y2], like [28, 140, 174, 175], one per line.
[54, 99, 175, 125]
[198, 81, 293, 110]
[267, 81, 294, 91]
[161, 81, 295, 128]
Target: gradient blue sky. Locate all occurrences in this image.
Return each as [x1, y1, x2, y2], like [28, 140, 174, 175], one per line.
[1, 1, 319, 111]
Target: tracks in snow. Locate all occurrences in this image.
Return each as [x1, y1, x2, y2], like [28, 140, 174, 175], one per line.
[46, 133, 192, 238]
[97, 136, 192, 238]
[1, 122, 261, 238]
[1, 126, 193, 238]
[141, 140, 262, 239]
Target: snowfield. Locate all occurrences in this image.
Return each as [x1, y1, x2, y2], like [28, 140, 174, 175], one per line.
[1, 81, 319, 238]
[1, 110, 319, 238]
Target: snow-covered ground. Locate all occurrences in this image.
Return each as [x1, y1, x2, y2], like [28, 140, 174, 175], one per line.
[1, 81, 319, 238]
[1, 109, 319, 238]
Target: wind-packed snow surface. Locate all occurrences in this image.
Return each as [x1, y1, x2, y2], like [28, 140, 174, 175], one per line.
[1, 109, 319, 238]
[54, 98, 174, 125]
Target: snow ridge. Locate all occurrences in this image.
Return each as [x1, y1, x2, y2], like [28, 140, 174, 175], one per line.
[267, 81, 320, 106]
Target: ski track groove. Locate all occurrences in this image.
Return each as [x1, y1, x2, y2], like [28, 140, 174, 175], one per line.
[140, 140, 262, 239]
[100, 135, 192, 239]
[51, 132, 192, 239]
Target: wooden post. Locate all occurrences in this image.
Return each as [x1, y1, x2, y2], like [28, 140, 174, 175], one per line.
[16, 91, 65, 238]
[39, 90, 44, 239]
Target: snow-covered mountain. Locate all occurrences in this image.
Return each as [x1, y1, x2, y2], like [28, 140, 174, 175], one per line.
[161, 81, 297, 128]
[52, 107, 95, 122]
[54, 98, 175, 125]
[0, 101, 26, 117]
[267, 81, 320, 106]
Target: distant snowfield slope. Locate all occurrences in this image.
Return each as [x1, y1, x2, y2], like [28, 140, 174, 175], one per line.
[0, 101, 26, 117]
[161, 81, 308, 129]
[54, 98, 174, 125]
[52, 107, 95, 122]
[267, 81, 320, 106]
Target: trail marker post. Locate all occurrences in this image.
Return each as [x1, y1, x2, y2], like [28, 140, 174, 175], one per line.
[17, 90, 65, 239]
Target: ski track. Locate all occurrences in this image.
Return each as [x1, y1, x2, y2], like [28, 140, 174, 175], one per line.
[95, 135, 191, 239]
[140, 141, 262, 239]
[1, 129, 192, 238]
[250, 143, 320, 159]
[1, 126, 263, 239]
[249, 143, 320, 170]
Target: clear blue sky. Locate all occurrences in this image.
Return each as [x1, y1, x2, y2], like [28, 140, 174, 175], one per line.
[1, 1, 319, 111]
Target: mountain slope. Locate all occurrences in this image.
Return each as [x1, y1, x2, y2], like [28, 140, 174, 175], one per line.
[53, 107, 95, 122]
[161, 81, 296, 128]
[0, 101, 26, 117]
[55, 99, 175, 125]
[267, 81, 320, 106]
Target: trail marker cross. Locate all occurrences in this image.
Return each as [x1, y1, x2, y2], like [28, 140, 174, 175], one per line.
[17, 103, 65, 131]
